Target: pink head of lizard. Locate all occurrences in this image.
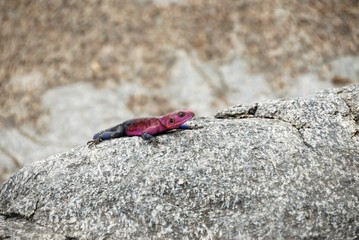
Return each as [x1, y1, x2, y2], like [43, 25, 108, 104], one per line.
[159, 110, 195, 129]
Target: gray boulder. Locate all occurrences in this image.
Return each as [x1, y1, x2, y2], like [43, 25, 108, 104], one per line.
[1, 84, 359, 239]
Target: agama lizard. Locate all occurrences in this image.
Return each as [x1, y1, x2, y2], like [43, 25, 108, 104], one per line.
[87, 109, 201, 147]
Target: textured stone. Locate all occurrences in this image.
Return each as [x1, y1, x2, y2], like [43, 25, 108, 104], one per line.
[1, 84, 359, 239]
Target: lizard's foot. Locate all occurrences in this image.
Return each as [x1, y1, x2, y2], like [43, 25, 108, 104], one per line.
[87, 138, 102, 148]
[141, 132, 159, 146]
[144, 137, 160, 146]
[192, 124, 203, 129]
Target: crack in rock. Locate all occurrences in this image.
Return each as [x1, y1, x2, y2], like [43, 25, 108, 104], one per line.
[215, 103, 314, 149]
[1, 199, 39, 222]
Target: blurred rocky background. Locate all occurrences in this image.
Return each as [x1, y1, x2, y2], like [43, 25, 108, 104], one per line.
[1, 0, 359, 183]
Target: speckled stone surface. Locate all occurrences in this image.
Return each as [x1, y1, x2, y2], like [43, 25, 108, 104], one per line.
[1, 84, 359, 239]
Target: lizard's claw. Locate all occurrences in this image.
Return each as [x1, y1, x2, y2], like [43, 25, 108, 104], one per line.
[87, 138, 102, 148]
[87, 140, 95, 148]
[144, 137, 160, 146]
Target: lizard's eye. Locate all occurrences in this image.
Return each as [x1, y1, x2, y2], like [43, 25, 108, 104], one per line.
[169, 118, 174, 124]
[178, 112, 185, 117]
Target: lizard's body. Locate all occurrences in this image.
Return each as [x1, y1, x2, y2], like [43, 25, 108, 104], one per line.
[87, 110, 200, 147]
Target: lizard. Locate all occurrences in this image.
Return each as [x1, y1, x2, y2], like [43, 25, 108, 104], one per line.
[87, 109, 202, 147]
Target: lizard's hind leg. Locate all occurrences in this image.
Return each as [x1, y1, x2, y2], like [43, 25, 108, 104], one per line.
[88, 124, 125, 148]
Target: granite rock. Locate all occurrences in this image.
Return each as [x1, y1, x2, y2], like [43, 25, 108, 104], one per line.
[1, 84, 359, 239]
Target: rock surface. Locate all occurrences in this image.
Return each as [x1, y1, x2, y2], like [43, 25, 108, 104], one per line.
[2, 0, 359, 183]
[1, 84, 359, 239]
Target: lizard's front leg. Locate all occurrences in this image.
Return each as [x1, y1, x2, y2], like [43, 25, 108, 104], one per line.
[178, 124, 203, 130]
[140, 125, 163, 144]
[140, 132, 160, 145]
